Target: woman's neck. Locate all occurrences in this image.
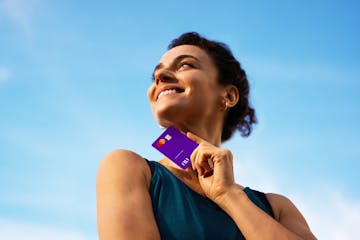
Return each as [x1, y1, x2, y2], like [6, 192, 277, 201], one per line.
[171, 119, 223, 147]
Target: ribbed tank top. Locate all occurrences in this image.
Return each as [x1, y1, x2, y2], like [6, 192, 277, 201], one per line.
[147, 160, 274, 240]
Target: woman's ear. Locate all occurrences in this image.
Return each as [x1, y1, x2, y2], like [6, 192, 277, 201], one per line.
[223, 85, 239, 108]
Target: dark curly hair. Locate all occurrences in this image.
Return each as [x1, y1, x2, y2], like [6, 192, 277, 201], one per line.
[168, 32, 257, 142]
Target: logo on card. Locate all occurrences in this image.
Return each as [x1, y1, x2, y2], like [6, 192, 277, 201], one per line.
[155, 134, 172, 147]
[155, 139, 165, 147]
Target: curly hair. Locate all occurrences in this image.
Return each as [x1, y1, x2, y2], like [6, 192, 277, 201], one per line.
[168, 32, 257, 142]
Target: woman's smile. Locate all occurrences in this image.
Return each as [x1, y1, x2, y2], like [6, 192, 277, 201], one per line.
[155, 84, 185, 101]
[157, 89, 178, 100]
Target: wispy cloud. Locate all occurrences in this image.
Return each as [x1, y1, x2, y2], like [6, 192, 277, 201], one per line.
[291, 187, 360, 240]
[0, 67, 12, 83]
[233, 151, 280, 192]
[0, 218, 92, 240]
[0, 0, 34, 36]
[232, 148, 360, 240]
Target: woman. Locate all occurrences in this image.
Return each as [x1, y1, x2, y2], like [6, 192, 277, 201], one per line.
[96, 32, 317, 239]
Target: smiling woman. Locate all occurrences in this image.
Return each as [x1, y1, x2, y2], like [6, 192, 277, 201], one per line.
[96, 32, 317, 240]
[148, 44, 223, 136]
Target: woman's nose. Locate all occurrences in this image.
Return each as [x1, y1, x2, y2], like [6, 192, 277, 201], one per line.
[154, 69, 177, 85]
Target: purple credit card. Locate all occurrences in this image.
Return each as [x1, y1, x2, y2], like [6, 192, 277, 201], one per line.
[152, 126, 198, 169]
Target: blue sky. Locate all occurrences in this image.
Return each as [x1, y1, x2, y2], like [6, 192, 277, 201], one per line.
[0, 0, 359, 239]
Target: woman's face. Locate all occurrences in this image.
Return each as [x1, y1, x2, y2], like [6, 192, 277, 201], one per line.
[148, 45, 224, 127]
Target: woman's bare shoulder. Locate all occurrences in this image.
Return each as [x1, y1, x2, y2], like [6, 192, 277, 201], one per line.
[97, 149, 152, 187]
[96, 149, 160, 239]
[266, 192, 316, 239]
[266, 192, 306, 222]
[266, 193, 292, 220]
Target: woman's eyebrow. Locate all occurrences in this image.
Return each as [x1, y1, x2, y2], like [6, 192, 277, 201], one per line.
[152, 54, 200, 79]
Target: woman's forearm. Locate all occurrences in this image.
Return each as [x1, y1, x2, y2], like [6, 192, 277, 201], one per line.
[215, 185, 308, 240]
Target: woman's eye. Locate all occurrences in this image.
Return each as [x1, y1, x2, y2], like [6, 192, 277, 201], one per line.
[178, 62, 193, 70]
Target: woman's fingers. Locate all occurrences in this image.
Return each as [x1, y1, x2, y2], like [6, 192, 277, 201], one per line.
[186, 131, 236, 200]
[189, 142, 214, 176]
[191, 148, 209, 176]
[186, 132, 204, 144]
[188, 132, 206, 175]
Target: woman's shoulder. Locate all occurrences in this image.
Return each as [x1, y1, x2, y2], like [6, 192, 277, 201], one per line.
[265, 193, 301, 220]
[99, 149, 149, 168]
[100, 149, 144, 162]
[97, 149, 152, 187]
[265, 193, 311, 231]
[266, 192, 316, 238]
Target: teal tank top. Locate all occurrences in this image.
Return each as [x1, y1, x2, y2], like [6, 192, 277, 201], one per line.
[147, 160, 274, 240]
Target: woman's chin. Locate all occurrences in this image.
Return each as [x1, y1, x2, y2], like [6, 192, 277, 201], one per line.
[155, 111, 184, 129]
[155, 116, 176, 129]
[154, 104, 184, 119]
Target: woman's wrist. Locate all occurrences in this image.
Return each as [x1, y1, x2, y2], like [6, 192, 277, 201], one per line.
[213, 184, 247, 211]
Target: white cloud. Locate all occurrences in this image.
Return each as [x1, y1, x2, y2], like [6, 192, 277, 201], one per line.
[291, 188, 360, 240]
[0, 0, 34, 35]
[0, 218, 92, 240]
[0, 67, 12, 83]
[233, 151, 279, 192]
[231, 148, 360, 240]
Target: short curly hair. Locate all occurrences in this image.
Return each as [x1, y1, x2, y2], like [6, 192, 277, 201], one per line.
[168, 32, 257, 142]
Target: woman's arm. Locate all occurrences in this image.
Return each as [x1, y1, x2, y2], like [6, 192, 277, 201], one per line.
[268, 193, 316, 239]
[96, 149, 160, 240]
[215, 185, 317, 240]
[187, 132, 317, 240]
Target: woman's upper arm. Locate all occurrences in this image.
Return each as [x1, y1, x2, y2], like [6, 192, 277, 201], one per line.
[96, 149, 160, 240]
[267, 193, 317, 240]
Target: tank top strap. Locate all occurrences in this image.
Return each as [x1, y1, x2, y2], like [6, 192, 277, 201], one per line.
[243, 187, 274, 218]
[145, 158, 155, 175]
[250, 189, 274, 218]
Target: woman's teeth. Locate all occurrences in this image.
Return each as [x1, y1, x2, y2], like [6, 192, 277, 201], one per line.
[158, 89, 177, 100]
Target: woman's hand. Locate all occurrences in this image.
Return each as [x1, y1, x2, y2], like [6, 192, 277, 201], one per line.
[187, 132, 317, 240]
[187, 132, 242, 204]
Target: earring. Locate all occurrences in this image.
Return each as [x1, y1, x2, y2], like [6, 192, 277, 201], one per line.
[221, 99, 228, 111]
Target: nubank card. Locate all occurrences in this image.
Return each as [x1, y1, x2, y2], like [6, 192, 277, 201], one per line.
[152, 126, 198, 169]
